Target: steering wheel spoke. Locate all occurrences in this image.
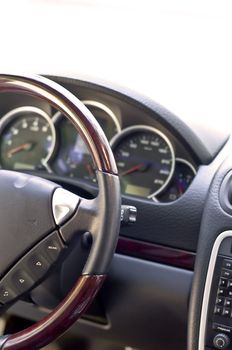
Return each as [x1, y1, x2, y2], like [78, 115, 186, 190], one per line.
[57, 194, 98, 244]
[57, 170, 121, 275]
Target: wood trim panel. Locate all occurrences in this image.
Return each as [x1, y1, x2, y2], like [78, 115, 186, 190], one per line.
[117, 237, 195, 270]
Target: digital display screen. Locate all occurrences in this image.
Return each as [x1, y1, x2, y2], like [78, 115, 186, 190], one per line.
[125, 184, 150, 197]
[14, 162, 36, 170]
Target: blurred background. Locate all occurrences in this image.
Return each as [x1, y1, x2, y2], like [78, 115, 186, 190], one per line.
[0, 0, 232, 131]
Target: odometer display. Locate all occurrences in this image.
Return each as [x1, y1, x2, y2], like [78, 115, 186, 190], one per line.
[111, 126, 175, 199]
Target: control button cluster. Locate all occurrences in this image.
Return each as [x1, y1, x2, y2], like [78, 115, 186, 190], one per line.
[214, 260, 232, 320]
[0, 231, 65, 305]
[211, 258, 232, 349]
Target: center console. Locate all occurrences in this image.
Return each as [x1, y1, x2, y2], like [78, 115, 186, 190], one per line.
[203, 235, 232, 349]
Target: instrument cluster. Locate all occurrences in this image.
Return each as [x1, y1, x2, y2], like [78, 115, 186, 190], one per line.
[0, 102, 197, 202]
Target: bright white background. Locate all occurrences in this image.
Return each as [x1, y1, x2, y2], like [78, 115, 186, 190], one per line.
[0, 0, 232, 134]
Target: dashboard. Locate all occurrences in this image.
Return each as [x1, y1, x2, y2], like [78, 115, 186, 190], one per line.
[1, 76, 230, 350]
[0, 84, 197, 205]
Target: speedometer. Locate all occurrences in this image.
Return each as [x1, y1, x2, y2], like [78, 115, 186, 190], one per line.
[0, 106, 56, 171]
[111, 125, 175, 200]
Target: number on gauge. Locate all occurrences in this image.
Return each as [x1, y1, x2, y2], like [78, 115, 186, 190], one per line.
[112, 126, 175, 199]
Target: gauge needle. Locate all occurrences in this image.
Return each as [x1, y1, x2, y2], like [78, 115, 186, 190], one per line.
[120, 163, 146, 176]
[7, 142, 33, 158]
[177, 182, 185, 194]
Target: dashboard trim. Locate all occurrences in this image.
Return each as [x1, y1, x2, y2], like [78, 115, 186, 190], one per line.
[116, 236, 195, 270]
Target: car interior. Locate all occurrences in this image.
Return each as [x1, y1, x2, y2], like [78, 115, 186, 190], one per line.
[0, 1, 232, 350]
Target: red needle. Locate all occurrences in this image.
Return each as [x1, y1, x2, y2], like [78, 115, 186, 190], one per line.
[177, 181, 184, 194]
[120, 163, 145, 176]
[7, 142, 33, 158]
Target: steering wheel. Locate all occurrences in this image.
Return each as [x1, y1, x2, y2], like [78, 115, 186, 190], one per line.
[0, 74, 121, 349]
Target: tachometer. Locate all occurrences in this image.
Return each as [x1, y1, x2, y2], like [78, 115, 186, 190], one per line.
[0, 106, 56, 171]
[111, 125, 175, 199]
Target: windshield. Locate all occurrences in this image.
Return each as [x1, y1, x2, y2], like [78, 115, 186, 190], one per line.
[1, 0, 232, 127]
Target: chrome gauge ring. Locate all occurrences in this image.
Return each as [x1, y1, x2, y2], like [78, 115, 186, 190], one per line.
[82, 100, 121, 139]
[176, 157, 197, 175]
[111, 125, 175, 199]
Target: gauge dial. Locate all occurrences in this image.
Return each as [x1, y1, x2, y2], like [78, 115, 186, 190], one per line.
[111, 125, 175, 199]
[157, 158, 196, 202]
[0, 106, 56, 171]
[52, 101, 120, 182]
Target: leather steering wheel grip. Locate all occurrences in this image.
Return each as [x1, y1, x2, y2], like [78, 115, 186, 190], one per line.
[0, 74, 121, 349]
